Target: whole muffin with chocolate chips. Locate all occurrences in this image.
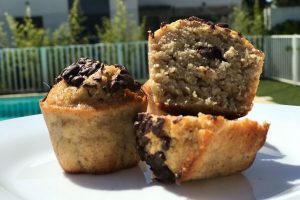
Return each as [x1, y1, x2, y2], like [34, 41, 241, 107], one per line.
[40, 58, 146, 174]
[148, 17, 265, 119]
[135, 113, 269, 183]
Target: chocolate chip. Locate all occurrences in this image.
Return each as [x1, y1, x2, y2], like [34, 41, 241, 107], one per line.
[216, 23, 229, 28]
[110, 80, 122, 92]
[54, 75, 63, 84]
[69, 76, 85, 87]
[114, 64, 126, 70]
[134, 114, 176, 182]
[100, 62, 105, 71]
[67, 75, 74, 82]
[160, 22, 167, 28]
[62, 64, 80, 79]
[224, 28, 231, 33]
[187, 16, 204, 22]
[77, 58, 87, 64]
[237, 32, 243, 37]
[86, 59, 93, 63]
[79, 67, 91, 76]
[197, 46, 226, 62]
[146, 151, 175, 182]
[82, 82, 97, 88]
[206, 21, 214, 26]
[109, 72, 140, 93]
[55, 58, 106, 87]
[120, 69, 129, 74]
[161, 135, 171, 150]
[93, 76, 102, 82]
[87, 66, 98, 76]
[151, 117, 165, 136]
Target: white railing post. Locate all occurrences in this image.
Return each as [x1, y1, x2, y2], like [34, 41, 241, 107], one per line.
[263, 36, 270, 78]
[292, 36, 299, 84]
[40, 47, 49, 87]
[117, 43, 123, 65]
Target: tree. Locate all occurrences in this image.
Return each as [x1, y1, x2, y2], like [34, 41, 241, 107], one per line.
[0, 22, 9, 48]
[96, 0, 145, 43]
[52, 23, 72, 45]
[231, 6, 251, 35]
[251, 0, 264, 34]
[231, 0, 265, 35]
[4, 6, 50, 47]
[274, 0, 300, 6]
[52, 0, 87, 45]
[68, 0, 87, 44]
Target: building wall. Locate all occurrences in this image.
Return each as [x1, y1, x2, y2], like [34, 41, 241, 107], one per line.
[264, 6, 300, 30]
[0, 0, 69, 32]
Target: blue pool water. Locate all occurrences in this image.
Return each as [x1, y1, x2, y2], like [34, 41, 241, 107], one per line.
[0, 95, 44, 120]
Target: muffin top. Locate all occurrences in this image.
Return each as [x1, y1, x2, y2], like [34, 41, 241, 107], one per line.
[43, 58, 144, 108]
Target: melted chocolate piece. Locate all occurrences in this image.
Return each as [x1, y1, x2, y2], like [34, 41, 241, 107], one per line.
[55, 58, 102, 87]
[82, 82, 97, 88]
[197, 46, 226, 61]
[62, 64, 80, 79]
[216, 23, 229, 28]
[54, 58, 141, 92]
[151, 117, 165, 135]
[69, 76, 85, 87]
[147, 151, 175, 182]
[134, 113, 176, 182]
[109, 69, 141, 93]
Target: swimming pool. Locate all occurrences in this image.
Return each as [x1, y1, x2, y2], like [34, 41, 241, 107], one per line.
[0, 94, 45, 120]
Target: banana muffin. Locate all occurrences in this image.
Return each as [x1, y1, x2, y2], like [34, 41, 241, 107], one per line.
[135, 112, 269, 183]
[148, 17, 265, 119]
[40, 58, 146, 174]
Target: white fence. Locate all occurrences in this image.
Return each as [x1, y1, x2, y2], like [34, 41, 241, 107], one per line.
[248, 35, 300, 85]
[0, 41, 148, 94]
[0, 36, 300, 94]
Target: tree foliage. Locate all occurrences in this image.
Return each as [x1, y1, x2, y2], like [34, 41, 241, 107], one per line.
[232, 0, 264, 35]
[52, 23, 73, 45]
[232, 7, 251, 35]
[271, 20, 300, 34]
[68, 0, 87, 44]
[0, 22, 9, 48]
[274, 0, 300, 6]
[52, 0, 87, 45]
[96, 0, 145, 43]
[251, 0, 264, 34]
[4, 8, 50, 47]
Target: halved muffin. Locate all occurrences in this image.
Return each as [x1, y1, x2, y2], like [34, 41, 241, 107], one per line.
[40, 58, 146, 174]
[148, 17, 265, 119]
[135, 112, 269, 183]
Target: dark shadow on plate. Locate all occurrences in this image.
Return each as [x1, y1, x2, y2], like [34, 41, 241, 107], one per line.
[65, 165, 149, 190]
[162, 174, 256, 200]
[244, 142, 300, 199]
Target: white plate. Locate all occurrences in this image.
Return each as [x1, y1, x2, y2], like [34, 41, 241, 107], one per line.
[0, 104, 300, 200]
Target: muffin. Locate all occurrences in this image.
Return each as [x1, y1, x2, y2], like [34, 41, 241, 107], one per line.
[40, 58, 147, 174]
[148, 17, 265, 119]
[135, 113, 269, 183]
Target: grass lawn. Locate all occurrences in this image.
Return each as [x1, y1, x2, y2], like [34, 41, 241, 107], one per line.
[257, 79, 300, 106]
